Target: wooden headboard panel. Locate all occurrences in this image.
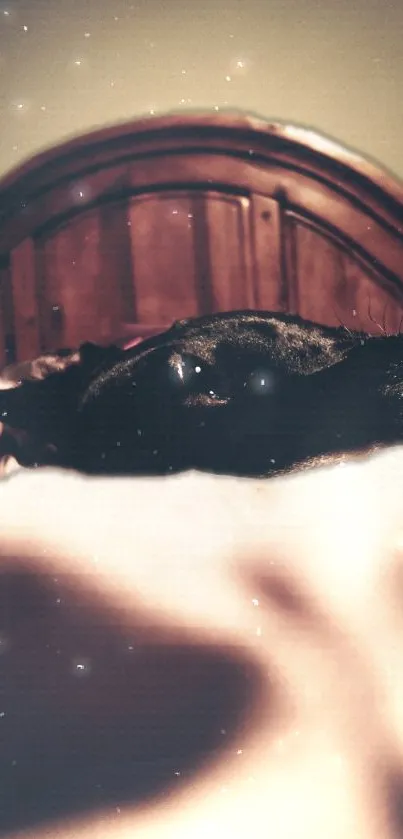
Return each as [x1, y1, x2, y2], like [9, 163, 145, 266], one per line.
[0, 112, 403, 364]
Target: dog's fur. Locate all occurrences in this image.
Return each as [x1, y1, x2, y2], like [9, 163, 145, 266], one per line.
[0, 309, 402, 478]
[0, 347, 82, 475]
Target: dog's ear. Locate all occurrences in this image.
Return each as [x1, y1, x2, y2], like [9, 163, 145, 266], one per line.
[78, 342, 124, 373]
[168, 318, 191, 331]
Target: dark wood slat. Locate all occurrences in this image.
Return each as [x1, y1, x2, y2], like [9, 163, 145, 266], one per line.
[10, 239, 40, 360]
[0, 266, 8, 367]
[294, 224, 403, 333]
[37, 206, 133, 349]
[128, 192, 200, 325]
[251, 194, 283, 310]
[203, 193, 255, 311]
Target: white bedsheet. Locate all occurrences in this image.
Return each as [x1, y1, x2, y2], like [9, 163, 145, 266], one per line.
[2, 447, 403, 838]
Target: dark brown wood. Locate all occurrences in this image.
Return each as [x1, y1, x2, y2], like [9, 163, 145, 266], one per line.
[96, 200, 134, 341]
[251, 194, 283, 310]
[1, 113, 402, 219]
[0, 264, 15, 365]
[0, 268, 7, 368]
[291, 220, 403, 332]
[37, 211, 105, 349]
[202, 192, 255, 310]
[10, 239, 41, 360]
[0, 112, 402, 360]
[128, 192, 200, 325]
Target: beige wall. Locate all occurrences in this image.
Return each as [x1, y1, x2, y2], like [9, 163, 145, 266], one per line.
[0, 0, 402, 181]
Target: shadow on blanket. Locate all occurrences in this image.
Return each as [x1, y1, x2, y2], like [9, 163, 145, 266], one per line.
[0, 566, 264, 834]
[0, 453, 403, 837]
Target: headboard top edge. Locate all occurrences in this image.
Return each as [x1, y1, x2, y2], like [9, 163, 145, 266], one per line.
[0, 111, 402, 216]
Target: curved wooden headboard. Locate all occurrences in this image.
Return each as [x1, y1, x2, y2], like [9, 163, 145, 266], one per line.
[0, 111, 403, 364]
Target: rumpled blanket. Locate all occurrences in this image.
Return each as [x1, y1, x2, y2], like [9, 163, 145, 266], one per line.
[2, 447, 403, 838]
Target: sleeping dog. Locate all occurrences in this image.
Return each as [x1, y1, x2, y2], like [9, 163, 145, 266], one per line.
[2, 313, 403, 839]
[0, 309, 400, 478]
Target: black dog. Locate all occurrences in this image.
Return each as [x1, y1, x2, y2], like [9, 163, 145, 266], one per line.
[0, 309, 400, 478]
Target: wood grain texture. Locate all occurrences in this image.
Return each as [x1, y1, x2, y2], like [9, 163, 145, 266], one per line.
[203, 193, 255, 311]
[0, 114, 402, 358]
[251, 194, 283, 310]
[293, 223, 403, 333]
[37, 203, 134, 350]
[128, 192, 200, 325]
[0, 266, 7, 367]
[10, 239, 40, 360]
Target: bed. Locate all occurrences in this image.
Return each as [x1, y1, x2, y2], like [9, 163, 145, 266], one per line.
[1, 114, 403, 839]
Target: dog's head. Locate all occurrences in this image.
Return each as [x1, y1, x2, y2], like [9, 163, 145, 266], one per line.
[0, 310, 369, 477]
